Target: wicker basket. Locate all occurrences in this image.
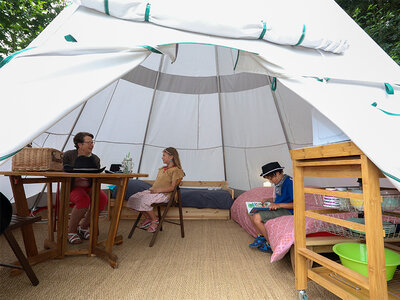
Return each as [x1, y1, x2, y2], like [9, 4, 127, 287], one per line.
[12, 147, 63, 171]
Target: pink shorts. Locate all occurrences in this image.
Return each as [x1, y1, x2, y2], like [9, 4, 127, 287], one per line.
[70, 186, 108, 210]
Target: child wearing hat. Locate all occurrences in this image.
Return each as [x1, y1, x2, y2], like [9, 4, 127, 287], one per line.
[248, 161, 293, 253]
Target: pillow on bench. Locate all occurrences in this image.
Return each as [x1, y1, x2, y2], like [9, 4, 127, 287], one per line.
[110, 179, 152, 200]
[110, 179, 233, 209]
[180, 188, 233, 209]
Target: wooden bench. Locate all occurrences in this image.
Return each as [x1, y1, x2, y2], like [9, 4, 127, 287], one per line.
[107, 180, 234, 220]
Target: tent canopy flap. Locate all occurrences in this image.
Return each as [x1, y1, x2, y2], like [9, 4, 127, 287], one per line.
[1, 0, 400, 199]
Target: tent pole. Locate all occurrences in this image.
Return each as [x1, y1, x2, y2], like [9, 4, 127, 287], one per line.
[30, 101, 88, 213]
[214, 46, 227, 181]
[61, 102, 88, 151]
[137, 54, 165, 174]
[94, 81, 120, 140]
[267, 76, 292, 151]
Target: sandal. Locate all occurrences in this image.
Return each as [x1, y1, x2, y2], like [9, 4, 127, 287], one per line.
[137, 218, 152, 229]
[249, 235, 266, 248]
[258, 242, 272, 253]
[68, 233, 82, 244]
[146, 220, 159, 233]
[77, 226, 90, 240]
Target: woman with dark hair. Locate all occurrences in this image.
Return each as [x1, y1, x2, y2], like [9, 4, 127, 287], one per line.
[127, 147, 185, 233]
[63, 132, 108, 244]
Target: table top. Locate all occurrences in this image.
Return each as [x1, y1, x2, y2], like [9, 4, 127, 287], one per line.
[0, 171, 148, 178]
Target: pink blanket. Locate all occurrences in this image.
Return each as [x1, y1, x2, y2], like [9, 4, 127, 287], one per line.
[231, 187, 356, 262]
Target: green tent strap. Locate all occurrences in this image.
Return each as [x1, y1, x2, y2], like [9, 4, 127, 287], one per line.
[315, 77, 330, 82]
[104, 0, 109, 15]
[295, 24, 306, 46]
[64, 34, 77, 42]
[371, 102, 400, 116]
[259, 21, 266, 39]
[271, 77, 277, 91]
[0, 148, 23, 162]
[385, 83, 394, 95]
[234, 50, 240, 70]
[382, 170, 400, 184]
[140, 45, 161, 54]
[0, 47, 36, 69]
[145, 3, 151, 22]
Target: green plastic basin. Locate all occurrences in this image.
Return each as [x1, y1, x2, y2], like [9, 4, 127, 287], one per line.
[333, 242, 400, 281]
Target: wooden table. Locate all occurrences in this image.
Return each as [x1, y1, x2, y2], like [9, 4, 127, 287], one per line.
[0, 171, 148, 268]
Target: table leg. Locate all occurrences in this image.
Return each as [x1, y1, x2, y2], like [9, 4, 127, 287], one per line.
[104, 177, 128, 267]
[89, 179, 101, 256]
[9, 176, 38, 257]
[46, 182, 54, 243]
[56, 179, 71, 258]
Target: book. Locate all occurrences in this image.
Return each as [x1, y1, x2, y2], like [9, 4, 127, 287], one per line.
[246, 201, 271, 215]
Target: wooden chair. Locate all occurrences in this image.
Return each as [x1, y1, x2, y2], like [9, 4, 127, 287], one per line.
[128, 179, 184, 247]
[0, 192, 41, 286]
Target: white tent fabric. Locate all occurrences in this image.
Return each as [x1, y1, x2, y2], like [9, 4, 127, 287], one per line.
[1, 0, 400, 201]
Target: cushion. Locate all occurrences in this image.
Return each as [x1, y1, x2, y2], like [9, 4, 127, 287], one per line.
[180, 188, 234, 209]
[110, 179, 152, 200]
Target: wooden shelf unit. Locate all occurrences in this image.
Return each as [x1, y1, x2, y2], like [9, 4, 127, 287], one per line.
[290, 141, 398, 299]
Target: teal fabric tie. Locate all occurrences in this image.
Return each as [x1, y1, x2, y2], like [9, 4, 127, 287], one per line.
[295, 24, 306, 46]
[382, 171, 400, 184]
[385, 83, 394, 95]
[64, 34, 77, 42]
[259, 21, 266, 39]
[104, 0, 109, 15]
[315, 77, 330, 82]
[145, 3, 151, 22]
[371, 102, 400, 116]
[0, 148, 22, 162]
[271, 77, 277, 91]
[0, 47, 36, 69]
[140, 45, 161, 54]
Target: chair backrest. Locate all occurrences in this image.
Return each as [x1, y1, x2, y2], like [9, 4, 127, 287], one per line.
[0, 192, 12, 234]
[170, 178, 183, 206]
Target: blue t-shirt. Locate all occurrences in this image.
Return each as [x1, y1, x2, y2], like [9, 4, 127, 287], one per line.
[275, 175, 294, 214]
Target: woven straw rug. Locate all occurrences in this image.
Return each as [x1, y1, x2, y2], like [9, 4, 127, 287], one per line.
[0, 217, 339, 300]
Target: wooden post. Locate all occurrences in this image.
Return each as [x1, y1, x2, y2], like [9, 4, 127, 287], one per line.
[361, 156, 388, 299]
[293, 159, 308, 290]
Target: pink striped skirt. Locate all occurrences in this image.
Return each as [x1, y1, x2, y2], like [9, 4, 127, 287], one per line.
[126, 190, 169, 212]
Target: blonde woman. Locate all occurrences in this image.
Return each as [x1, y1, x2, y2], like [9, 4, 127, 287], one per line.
[127, 147, 185, 232]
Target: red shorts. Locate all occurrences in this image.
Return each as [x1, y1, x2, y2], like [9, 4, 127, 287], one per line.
[70, 187, 108, 210]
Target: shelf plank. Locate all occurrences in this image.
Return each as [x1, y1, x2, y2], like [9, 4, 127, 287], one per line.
[290, 141, 363, 160]
[305, 187, 364, 200]
[308, 269, 368, 300]
[303, 165, 362, 178]
[296, 158, 362, 167]
[304, 211, 379, 235]
[298, 247, 370, 290]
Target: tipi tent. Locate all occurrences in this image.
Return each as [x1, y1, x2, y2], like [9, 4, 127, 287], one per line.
[1, 0, 400, 201]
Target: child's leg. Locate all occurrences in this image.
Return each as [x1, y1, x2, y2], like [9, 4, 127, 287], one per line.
[250, 213, 269, 241]
[146, 209, 157, 221]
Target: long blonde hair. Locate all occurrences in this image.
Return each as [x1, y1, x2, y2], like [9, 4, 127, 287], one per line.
[164, 147, 183, 171]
